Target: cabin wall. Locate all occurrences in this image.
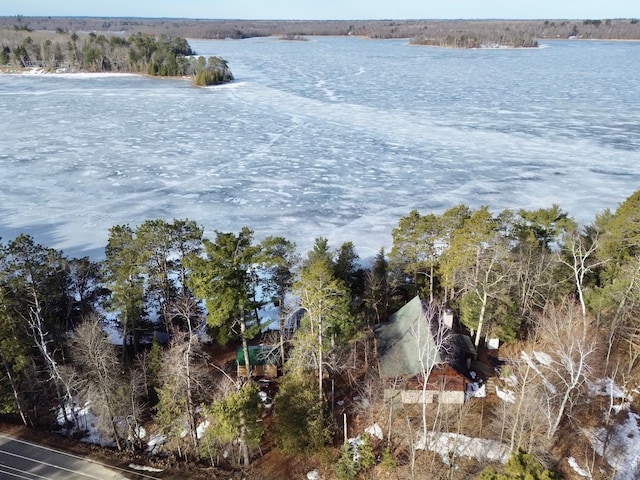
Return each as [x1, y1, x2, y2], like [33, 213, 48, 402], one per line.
[237, 363, 279, 379]
[384, 388, 465, 405]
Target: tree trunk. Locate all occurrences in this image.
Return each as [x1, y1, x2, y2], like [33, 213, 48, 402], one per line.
[239, 421, 250, 465]
[27, 292, 76, 427]
[318, 314, 324, 402]
[185, 336, 198, 449]
[2, 360, 28, 426]
[108, 406, 122, 451]
[474, 291, 488, 347]
[548, 353, 586, 441]
[240, 318, 252, 380]
[510, 363, 532, 451]
[279, 294, 286, 368]
[429, 265, 434, 303]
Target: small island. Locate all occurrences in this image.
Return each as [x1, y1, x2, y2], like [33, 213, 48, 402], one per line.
[0, 30, 233, 86]
[409, 31, 538, 48]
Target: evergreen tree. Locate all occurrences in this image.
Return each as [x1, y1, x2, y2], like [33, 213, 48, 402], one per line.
[0, 235, 73, 423]
[272, 371, 333, 455]
[442, 207, 515, 345]
[390, 210, 443, 301]
[334, 241, 366, 301]
[104, 225, 148, 360]
[200, 383, 264, 465]
[363, 247, 392, 324]
[259, 235, 299, 366]
[187, 227, 262, 377]
[293, 254, 353, 401]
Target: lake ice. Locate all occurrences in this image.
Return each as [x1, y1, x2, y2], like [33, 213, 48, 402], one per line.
[0, 37, 639, 259]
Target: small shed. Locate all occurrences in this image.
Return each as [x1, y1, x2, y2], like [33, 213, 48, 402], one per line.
[236, 345, 280, 379]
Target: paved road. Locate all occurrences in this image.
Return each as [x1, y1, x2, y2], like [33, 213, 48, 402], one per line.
[0, 433, 152, 480]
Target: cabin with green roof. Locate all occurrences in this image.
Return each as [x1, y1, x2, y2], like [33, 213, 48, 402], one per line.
[374, 296, 476, 405]
[236, 345, 280, 378]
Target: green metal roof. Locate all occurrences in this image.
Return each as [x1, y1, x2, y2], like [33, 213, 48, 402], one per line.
[374, 296, 442, 378]
[236, 345, 280, 366]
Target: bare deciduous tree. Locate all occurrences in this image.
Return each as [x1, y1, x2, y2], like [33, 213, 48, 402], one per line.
[532, 300, 599, 440]
[69, 314, 138, 451]
[154, 334, 212, 459]
[491, 360, 549, 456]
[559, 228, 606, 318]
[26, 289, 76, 427]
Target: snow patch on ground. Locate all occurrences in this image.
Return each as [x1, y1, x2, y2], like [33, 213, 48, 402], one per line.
[520, 351, 543, 375]
[611, 403, 632, 415]
[365, 423, 383, 440]
[347, 436, 365, 462]
[12, 68, 139, 78]
[532, 350, 553, 366]
[588, 378, 632, 401]
[345, 424, 381, 462]
[589, 411, 640, 480]
[521, 351, 556, 394]
[567, 456, 592, 478]
[495, 385, 515, 404]
[416, 431, 510, 465]
[147, 433, 167, 454]
[502, 373, 518, 387]
[129, 464, 164, 472]
[196, 420, 209, 439]
[57, 402, 115, 447]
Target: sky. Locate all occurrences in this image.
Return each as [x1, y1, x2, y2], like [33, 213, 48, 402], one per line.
[0, 0, 637, 20]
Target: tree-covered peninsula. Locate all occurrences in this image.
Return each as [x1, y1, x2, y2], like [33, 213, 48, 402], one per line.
[0, 30, 233, 85]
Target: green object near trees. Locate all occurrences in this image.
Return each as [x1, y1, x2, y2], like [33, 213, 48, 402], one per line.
[235, 345, 278, 366]
[478, 450, 562, 479]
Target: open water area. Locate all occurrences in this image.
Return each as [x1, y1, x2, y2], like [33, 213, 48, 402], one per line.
[0, 37, 639, 259]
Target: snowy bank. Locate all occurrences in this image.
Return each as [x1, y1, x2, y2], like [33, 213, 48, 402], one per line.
[416, 431, 510, 465]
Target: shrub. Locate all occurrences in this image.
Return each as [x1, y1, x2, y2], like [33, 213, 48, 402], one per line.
[334, 442, 359, 480]
[479, 450, 561, 479]
[380, 447, 397, 473]
[333, 433, 376, 480]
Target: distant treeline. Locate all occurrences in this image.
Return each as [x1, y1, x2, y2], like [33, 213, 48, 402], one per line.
[0, 30, 233, 85]
[1, 16, 640, 43]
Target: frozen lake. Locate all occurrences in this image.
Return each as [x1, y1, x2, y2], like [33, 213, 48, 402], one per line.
[1, 37, 639, 259]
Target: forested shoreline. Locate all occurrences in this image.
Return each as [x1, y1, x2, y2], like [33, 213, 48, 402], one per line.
[0, 30, 233, 85]
[2, 190, 640, 479]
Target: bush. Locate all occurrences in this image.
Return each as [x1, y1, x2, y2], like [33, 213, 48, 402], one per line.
[333, 433, 376, 480]
[334, 442, 359, 480]
[478, 450, 561, 479]
[379, 447, 397, 473]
